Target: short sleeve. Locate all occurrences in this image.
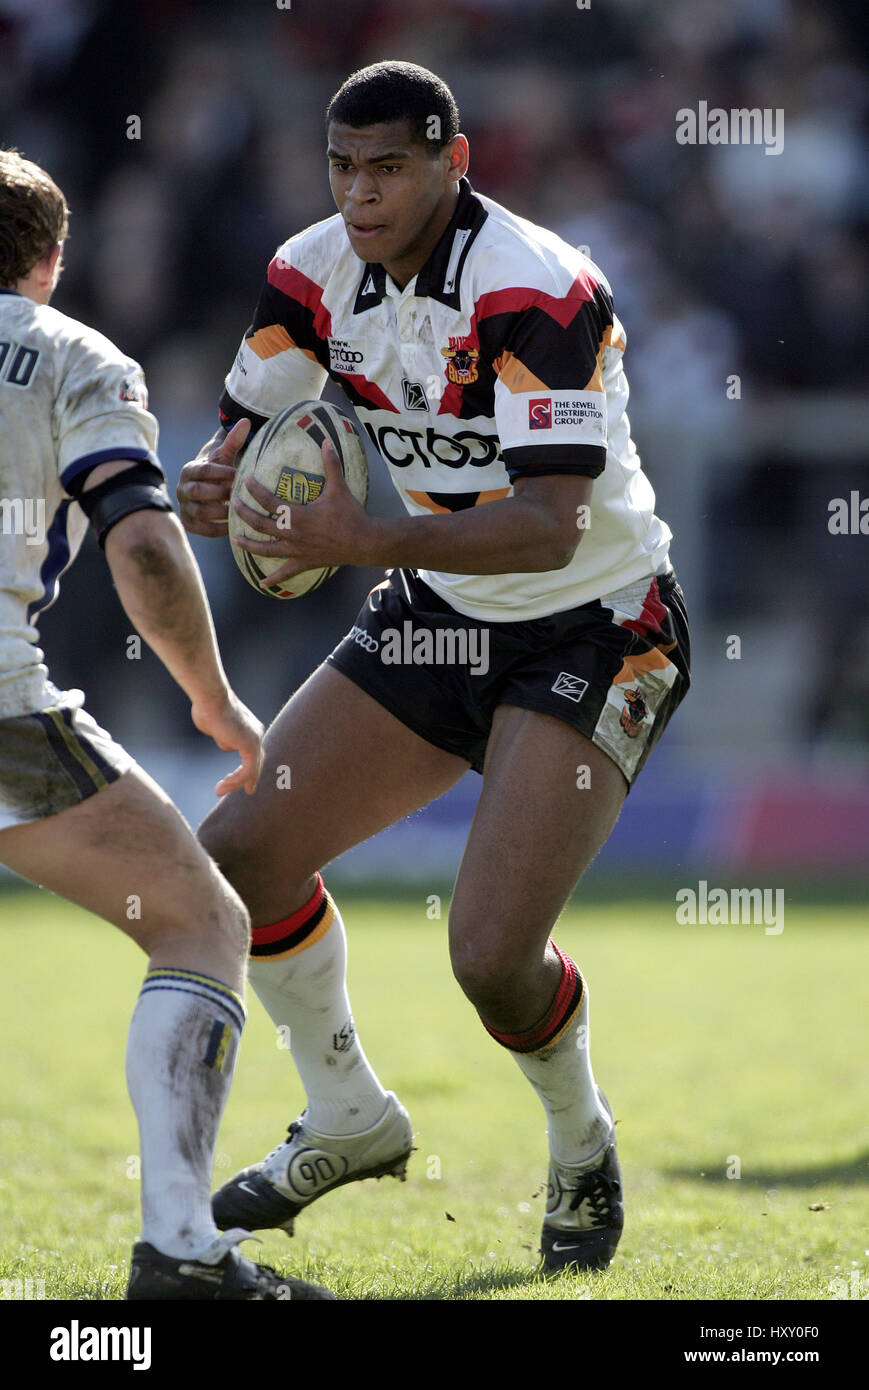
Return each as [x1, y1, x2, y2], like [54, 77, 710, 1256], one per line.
[219, 247, 330, 432]
[55, 328, 159, 492]
[487, 275, 613, 483]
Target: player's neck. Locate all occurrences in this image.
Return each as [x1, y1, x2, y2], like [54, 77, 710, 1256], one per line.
[15, 269, 54, 304]
[15, 243, 63, 303]
[381, 183, 460, 291]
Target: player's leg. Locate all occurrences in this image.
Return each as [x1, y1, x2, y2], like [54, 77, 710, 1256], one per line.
[197, 662, 467, 924]
[0, 760, 247, 978]
[0, 758, 330, 1298]
[448, 570, 691, 1272]
[200, 661, 470, 1231]
[449, 707, 628, 1271]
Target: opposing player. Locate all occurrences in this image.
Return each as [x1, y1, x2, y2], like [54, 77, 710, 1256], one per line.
[178, 62, 690, 1275]
[0, 150, 333, 1299]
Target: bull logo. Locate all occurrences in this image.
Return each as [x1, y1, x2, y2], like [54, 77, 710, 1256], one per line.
[619, 687, 648, 737]
[441, 335, 480, 385]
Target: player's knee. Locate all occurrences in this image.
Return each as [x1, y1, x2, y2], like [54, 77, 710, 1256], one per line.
[197, 805, 286, 904]
[132, 859, 249, 966]
[215, 874, 251, 961]
[449, 928, 514, 1009]
[197, 806, 315, 919]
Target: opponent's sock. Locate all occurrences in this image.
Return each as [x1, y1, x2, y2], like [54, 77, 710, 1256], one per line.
[247, 875, 389, 1136]
[482, 945, 611, 1165]
[125, 968, 245, 1260]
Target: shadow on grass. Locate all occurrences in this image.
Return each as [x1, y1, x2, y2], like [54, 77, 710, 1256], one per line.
[666, 1150, 869, 1188]
[356, 1265, 600, 1300]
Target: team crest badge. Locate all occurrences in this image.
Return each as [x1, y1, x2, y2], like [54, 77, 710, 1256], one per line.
[619, 688, 649, 737]
[441, 334, 480, 386]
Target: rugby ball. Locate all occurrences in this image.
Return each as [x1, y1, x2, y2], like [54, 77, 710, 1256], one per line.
[228, 401, 369, 599]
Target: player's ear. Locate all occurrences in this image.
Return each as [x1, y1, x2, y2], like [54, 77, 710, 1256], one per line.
[444, 134, 469, 181]
[40, 241, 64, 297]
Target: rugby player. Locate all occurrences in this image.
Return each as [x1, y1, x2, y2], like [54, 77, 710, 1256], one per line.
[0, 150, 333, 1299]
[178, 62, 690, 1275]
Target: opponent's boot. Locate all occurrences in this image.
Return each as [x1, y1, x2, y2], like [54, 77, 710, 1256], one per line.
[213, 1092, 412, 1235]
[127, 1228, 334, 1299]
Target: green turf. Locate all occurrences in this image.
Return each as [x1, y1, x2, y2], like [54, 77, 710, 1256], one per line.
[0, 888, 866, 1301]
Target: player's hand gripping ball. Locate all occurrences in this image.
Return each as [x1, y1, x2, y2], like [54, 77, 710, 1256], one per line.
[228, 401, 369, 598]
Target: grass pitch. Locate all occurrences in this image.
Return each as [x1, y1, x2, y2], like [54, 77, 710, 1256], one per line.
[0, 888, 866, 1303]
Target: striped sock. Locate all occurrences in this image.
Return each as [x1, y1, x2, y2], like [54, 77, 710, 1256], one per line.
[247, 875, 389, 1136]
[248, 872, 336, 962]
[483, 945, 611, 1164]
[125, 968, 245, 1259]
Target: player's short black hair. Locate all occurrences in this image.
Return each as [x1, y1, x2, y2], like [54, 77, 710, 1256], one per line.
[326, 61, 460, 156]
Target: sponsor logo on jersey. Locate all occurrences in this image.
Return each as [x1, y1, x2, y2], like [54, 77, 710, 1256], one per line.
[275, 468, 324, 505]
[401, 378, 429, 411]
[328, 338, 365, 371]
[363, 421, 501, 470]
[441, 334, 480, 385]
[348, 624, 379, 653]
[529, 398, 552, 429]
[619, 687, 648, 736]
[119, 370, 148, 408]
[555, 397, 604, 426]
[551, 671, 589, 702]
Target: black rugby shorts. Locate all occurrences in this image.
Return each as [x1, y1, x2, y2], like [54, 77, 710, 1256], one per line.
[326, 568, 690, 786]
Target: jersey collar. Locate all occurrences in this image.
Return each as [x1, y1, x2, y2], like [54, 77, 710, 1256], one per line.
[352, 177, 487, 315]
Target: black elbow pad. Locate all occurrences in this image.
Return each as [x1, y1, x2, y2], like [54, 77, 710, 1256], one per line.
[73, 463, 174, 548]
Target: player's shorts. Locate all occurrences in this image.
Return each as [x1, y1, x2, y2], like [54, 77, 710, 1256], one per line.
[326, 568, 690, 787]
[0, 686, 132, 830]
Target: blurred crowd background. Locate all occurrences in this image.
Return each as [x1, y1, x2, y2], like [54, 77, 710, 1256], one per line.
[2, 0, 867, 881]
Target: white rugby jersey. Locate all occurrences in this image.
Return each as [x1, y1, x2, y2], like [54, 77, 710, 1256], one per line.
[220, 178, 672, 621]
[0, 290, 158, 717]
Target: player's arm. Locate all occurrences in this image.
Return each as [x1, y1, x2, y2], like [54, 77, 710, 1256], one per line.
[178, 247, 330, 537]
[234, 447, 591, 579]
[79, 458, 263, 795]
[176, 419, 251, 537]
[363, 473, 592, 573]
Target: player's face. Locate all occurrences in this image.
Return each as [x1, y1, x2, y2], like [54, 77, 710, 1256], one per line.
[327, 121, 467, 289]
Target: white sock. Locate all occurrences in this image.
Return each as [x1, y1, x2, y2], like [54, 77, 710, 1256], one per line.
[125, 968, 245, 1259]
[248, 876, 388, 1136]
[486, 946, 611, 1165]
